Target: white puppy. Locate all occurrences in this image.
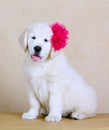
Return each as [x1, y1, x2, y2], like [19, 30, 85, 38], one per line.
[19, 22, 97, 122]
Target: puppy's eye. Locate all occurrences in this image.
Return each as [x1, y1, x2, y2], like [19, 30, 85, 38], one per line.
[44, 39, 48, 42]
[32, 36, 36, 40]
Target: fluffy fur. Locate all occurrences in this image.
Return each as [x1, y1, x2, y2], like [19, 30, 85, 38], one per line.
[19, 22, 97, 122]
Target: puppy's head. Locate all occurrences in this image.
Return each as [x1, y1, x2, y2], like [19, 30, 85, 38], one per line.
[19, 22, 69, 62]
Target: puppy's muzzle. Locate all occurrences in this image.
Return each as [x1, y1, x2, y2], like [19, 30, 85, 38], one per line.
[31, 46, 42, 62]
[34, 46, 42, 55]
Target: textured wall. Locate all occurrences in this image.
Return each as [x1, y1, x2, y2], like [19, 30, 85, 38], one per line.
[0, 0, 109, 113]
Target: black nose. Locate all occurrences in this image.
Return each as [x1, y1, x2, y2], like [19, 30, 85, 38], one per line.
[34, 46, 42, 53]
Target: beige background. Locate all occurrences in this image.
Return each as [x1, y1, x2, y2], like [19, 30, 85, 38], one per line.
[0, 0, 109, 113]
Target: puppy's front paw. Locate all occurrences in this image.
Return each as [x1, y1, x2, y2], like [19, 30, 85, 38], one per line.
[22, 112, 37, 120]
[45, 115, 61, 122]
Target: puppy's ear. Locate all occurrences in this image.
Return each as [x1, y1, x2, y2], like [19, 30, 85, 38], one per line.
[18, 31, 28, 52]
[47, 48, 61, 60]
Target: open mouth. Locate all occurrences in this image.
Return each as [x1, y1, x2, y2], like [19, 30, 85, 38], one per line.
[31, 54, 42, 62]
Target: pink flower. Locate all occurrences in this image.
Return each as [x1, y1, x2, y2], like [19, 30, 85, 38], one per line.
[51, 22, 69, 51]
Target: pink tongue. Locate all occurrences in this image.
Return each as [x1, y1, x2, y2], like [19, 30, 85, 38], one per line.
[31, 55, 41, 61]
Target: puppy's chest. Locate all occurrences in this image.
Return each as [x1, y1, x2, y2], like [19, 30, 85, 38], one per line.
[36, 81, 49, 107]
[28, 65, 55, 106]
[31, 74, 52, 107]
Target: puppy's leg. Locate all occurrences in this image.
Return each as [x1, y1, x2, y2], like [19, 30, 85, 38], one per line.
[22, 86, 40, 120]
[45, 90, 62, 122]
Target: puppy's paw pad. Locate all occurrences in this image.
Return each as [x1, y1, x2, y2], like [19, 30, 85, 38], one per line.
[22, 112, 37, 120]
[45, 115, 61, 122]
[71, 112, 86, 120]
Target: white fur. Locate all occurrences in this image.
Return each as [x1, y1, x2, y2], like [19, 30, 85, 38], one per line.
[19, 22, 97, 122]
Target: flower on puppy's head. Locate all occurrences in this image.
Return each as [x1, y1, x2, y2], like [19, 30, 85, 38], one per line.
[50, 22, 69, 51]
